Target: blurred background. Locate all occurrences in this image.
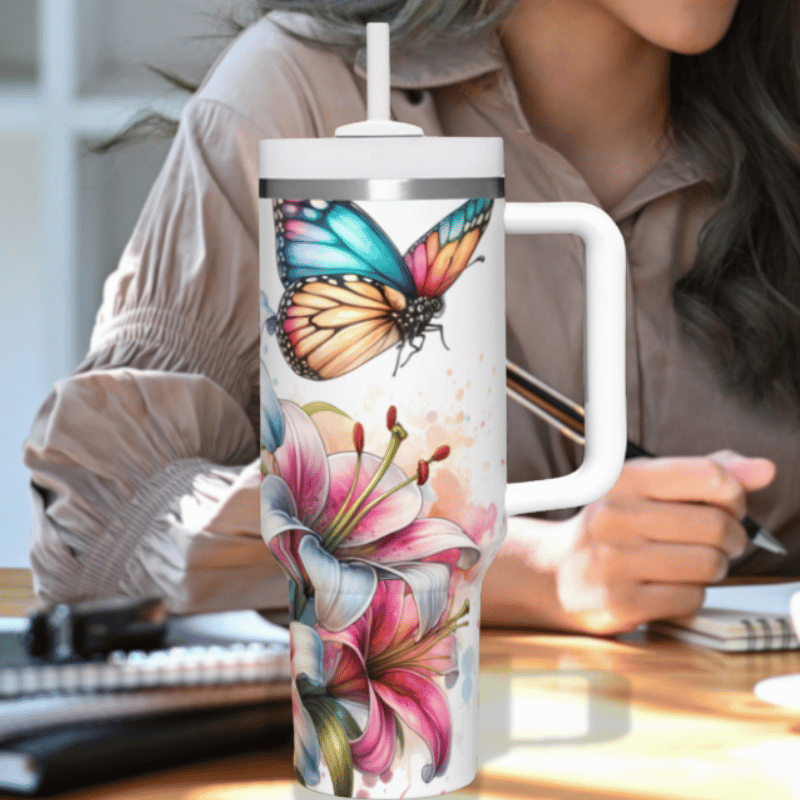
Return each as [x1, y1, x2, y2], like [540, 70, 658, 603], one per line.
[0, 0, 250, 566]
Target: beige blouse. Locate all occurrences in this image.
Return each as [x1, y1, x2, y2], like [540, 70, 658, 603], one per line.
[23, 13, 800, 613]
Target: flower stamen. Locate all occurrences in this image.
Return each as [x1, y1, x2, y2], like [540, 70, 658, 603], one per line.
[323, 412, 407, 547]
[322, 424, 365, 548]
[367, 599, 470, 679]
[322, 411, 452, 552]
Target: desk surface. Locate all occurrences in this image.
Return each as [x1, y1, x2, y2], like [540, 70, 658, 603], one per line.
[3, 570, 800, 800]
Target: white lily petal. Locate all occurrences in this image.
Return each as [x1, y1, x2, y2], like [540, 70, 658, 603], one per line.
[290, 621, 326, 686]
[350, 558, 451, 640]
[260, 475, 315, 542]
[336, 698, 369, 732]
[262, 508, 315, 539]
[337, 516, 480, 569]
[278, 401, 330, 527]
[293, 686, 321, 786]
[260, 474, 298, 523]
[289, 622, 324, 785]
[298, 536, 377, 632]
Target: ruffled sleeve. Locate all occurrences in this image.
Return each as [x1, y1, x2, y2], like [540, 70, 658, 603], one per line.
[23, 96, 289, 614]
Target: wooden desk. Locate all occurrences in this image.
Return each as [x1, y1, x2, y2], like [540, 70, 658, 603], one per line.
[0, 569, 37, 617]
[3, 570, 800, 800]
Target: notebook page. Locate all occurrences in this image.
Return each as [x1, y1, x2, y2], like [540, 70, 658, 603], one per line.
[703, 581, 800, 614]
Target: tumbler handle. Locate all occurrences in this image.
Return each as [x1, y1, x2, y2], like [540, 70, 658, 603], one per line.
[504, 202, 627, 515]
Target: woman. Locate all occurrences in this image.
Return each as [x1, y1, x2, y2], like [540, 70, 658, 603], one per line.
[23, 0, 800, 634]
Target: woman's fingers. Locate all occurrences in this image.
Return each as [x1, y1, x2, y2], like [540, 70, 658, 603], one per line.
[593, 539, 733, 584]
[583, 496, 748, 557]
[613, 452, 776, 522]
[706, 449, 776, 491]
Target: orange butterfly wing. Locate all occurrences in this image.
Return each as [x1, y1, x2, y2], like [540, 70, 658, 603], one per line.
[277, 276, 406, 380]
[403, 198, 494, 297]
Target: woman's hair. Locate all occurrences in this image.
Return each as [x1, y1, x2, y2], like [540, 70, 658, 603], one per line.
[104, 0, 800, 410]
[670, 0, 800, 409]
[249, 0, 515, 50]
[90, 0, 515, 150]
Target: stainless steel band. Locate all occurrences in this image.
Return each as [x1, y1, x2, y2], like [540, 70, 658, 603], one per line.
[259, 176, 504, 201]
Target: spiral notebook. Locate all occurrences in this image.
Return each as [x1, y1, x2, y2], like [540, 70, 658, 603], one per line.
[648, 581, 800, 652]
[0, 611, 291, 739]
[0, 610, 293, 794]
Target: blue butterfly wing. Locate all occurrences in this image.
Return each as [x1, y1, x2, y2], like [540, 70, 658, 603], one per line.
[273, 199, 417, 298]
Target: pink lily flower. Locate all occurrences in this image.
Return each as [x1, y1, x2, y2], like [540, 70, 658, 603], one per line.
[262, 402, 480, 637]
[318, 579, 468, 783]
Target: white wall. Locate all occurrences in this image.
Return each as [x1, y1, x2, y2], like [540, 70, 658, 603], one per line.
[0, 133, 46, 566]
[0, 0, 240, 567]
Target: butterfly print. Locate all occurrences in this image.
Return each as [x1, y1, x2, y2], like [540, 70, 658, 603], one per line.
[273, 197, 494, 380]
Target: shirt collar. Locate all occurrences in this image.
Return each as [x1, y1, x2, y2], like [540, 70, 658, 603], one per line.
[609, 143, 705, 222]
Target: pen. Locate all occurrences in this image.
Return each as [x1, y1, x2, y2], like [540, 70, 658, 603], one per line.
[505, 359, 787, 556]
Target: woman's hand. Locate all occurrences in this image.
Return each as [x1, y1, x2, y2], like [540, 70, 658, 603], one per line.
[551, 450, 776, 634]
[482, 450, 776, 635]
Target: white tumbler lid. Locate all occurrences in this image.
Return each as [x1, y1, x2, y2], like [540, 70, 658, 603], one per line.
[259, 23, 503, 189]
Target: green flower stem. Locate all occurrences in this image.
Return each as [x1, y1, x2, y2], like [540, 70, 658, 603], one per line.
[294, 585, 311, 621]
[303, 696, 355, 797]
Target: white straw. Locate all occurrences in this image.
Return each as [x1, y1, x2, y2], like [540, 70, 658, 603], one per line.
[366, 22, 391, 121]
